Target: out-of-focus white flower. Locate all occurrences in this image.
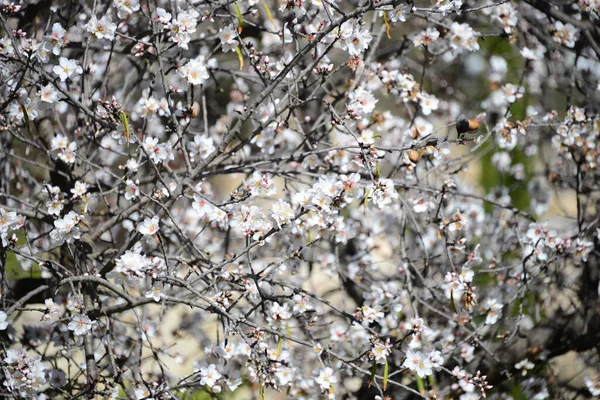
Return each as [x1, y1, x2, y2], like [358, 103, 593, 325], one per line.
[585, 375, 600, 396]
[553, 21, 579, 48]
[138, 216, 160, 235]
[0, 311, 9, 330]
[114, 0, 140, 18]
[315, 367, 337, 390]
[219, 25, 238, 52]
[38, 83, 59, 103]
[449, 22, 480, 52]
[484, 298, 503, 325]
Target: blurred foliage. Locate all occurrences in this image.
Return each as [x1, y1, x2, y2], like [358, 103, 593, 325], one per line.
[476, 36, 533, 213]
[4, 229, 42, 280]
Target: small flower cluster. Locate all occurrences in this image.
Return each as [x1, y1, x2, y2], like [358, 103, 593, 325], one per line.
[142, 137, 174, 164]
[452, 367, 493, 399]
[403, 349, 445, 378]
[84, 15, 117, 41]
[50, 211, 82, 244]
[154, 7, 200, 50]
[552, 106, 600, 171]
[3, 349, 47, 397]
[179, 57, 210, 86]
[50, 133, 78, 164]
[335, 20, 373, 56]
[0, 208, 25, 246]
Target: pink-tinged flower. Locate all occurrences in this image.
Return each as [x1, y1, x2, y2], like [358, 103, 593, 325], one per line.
[520, 47, 537, 61]
[42, 298, 62, 321]
[45, 22, 67, 55]
[553, 21, 579, 48]
[154, 7, 172, 26]
[413, 197, 431, 213]
[68, 314, 94, 336]
[124, 180, 140, 200]
[403, 349, 433, 378]
[51, 211, 82, 244]
[170, 9, 199, 49]
[433, 0, 462, 14]
[370, 339, 392, 364]
[484, 298, 503, 325]
[138, 216, 160, 235]
[346, 28, 372, 56]
[84, 15, 117, 41]
[38, 83, 59, 103]
[187, 134, 216, 160]
[490, 3, 518, 34]
[413, 27, 440, 47]
[359, 129, 376, 145]
[514, 358, 534, 375]
[348, 87, 378, 115]
[70, 181, 88, 198]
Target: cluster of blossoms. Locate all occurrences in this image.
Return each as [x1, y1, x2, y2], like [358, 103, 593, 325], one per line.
[552, 106, 600, 171]
[1, 0, 600, 399]
[154, 7, 200, 50]
[142, 136, 175, 164]
[403, 349, 444, 378]
[50, 133, 78, 164]
[50, 211, 83, 244]
[0, 208, 25, 246]
[179, 57, 210, 86]
[84, 15, 117, 41]
[2, 349, 47, 397]
[336, 20, 373, 56]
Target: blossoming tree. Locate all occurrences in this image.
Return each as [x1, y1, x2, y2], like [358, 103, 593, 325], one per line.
[1, 0, 600, 399]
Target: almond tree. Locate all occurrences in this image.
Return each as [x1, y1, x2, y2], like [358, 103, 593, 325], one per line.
[1, 0, 600, 399]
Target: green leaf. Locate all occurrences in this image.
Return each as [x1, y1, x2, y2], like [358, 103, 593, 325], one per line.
[277, 335, 283, 357]
[450, 290, 457, 313]
[383, 361, 389, 391]
[235, 46, 244, 70]
[428, 373, 435, 388]
[118, 110, 131, 143]
[261, 1, 276, 27]
[259, 385, 265, 400]
[416, 375, 425, 394]
[21, 103, 30, 127]
[234, 3, 243, 33]
[368, 360, 377, 387]
[363, 189, 371, 209]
